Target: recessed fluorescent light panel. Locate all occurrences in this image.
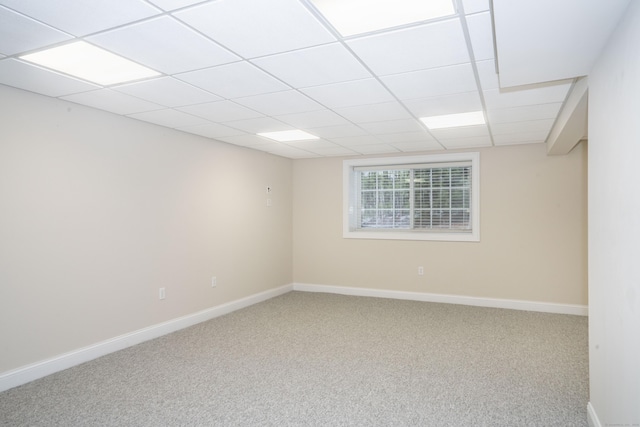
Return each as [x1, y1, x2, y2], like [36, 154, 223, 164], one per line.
[20, 41, 160, 85]
[420, 111, 486, 129]
[310, 0, 456, 36]
[257, 130, 319, 142]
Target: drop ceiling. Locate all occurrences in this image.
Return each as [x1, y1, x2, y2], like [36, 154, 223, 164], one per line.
[0, 0, 625, 159]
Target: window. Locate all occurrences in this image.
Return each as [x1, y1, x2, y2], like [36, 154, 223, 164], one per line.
[343, 153, 480, 241]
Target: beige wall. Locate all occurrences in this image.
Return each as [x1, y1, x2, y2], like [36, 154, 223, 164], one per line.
[293, 142, 587, 305]
[0, 85, 293, 373]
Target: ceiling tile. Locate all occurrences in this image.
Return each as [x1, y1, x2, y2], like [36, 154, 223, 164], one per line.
[302, 145, 359, 157]
[483, 80, 572, 109]
[301, 78, 395, 108]
[0, 59, 98, 97]
[176, 62, 289, 99]
[0, 6, 72, 55]
[493, 132, 548, 145]
[346, 19, 469, 76]
[215, 134, 280, 148]
[88, 16, 239, 74]
[128, 108, 209, 128]
[61, 89, 162, 115]
[261, 145, 319, 159]
[462, 0, 491, 14]
[224, 117, 293, 133]
[465, 12, 495, 61]
[491, 118, 555, 135]
[487, 103, 563, 123]
[251, 43, 370, 88]
[177, 123, 246, 139]
[283, 139, 337, 150]
[376, 131, 437, 144]
[438, 135, 492, 149]
[352, 144, 400, 155]
[328, 135, 382, 146]
[334, 101, 412, 123]
[404, 91, 482, 117]
[114, 77, 222, 107]
[430, 125, 490, 140]
[359, 119, 425, 135]
[391, 140, 443, 152]
[476, 59, 499, 90]
[0, 0, 160, 36]
[275, 109, 351, 129]
[307, 124, 368, 139]
[178, 100, 263, 122]
[233, 90, 324, 116]
[382, 63, 477, 100]
[174, 0, 335, 58]
[147, 0, 204, 11]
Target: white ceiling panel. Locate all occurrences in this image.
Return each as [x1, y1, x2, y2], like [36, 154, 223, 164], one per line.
[224, 117, 293, 133]
[114, 77, 221, 107]
[88, 16, 239, 74]
[382, 63, 477, 100]
[487, 103, 563, 124]
[476, 59, 499, 90]
[491, 119, 555, 135]
[376, 131, 437, 144]
[176, 62, 289, 99]
[0, 6, 72, 55]
[275, 110, 351, 129]
[174, 0, 335, 58]
[0, 0, 160, 36]
[301, 78, 395, 109]
[493, 0, 631, 87]
[234, 90, 324, 116]
[430, 125, 490, 140]
[465, 12, 494, 61]
[328, 135, 383, 146]
[215, 134, 279, 147]
[352, 144, 400, 155]
[359, 119, 425, 135]
[493, 132, 547, 146]
[0, 59, 98, 97]
[61, 89, 162, 115]
[346, 19, 469, 76]
[252, 43, 371, 88]
[302, 145, 359, 156]
[283, 140, 337, 150]
[178, 100, 263, 122]
[261, 145, 319, 159]
[462, 0, 490, 14]
[334, 101, 412, 123]
[404, 91, 482, 117]
[391, 140, 443, 152]
[483, 80, 572, 110]
[438, 136, 492, 149]
[147, 0, 205, 11]
[306, 125, 368, 139]
[177, 122, 246, 139]
[128, 108, 210, 128]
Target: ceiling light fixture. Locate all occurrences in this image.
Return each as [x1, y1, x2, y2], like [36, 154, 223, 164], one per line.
[420, 111, 486, 129]
[257, 130, 319, 142]
[310, 0, 456, 37]
[20, 41, 160, 86]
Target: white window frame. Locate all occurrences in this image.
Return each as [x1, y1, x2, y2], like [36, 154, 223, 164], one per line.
[343, 152, 480, 242]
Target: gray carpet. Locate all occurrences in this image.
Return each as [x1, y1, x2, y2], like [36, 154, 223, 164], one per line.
[0, 291, 589, 426]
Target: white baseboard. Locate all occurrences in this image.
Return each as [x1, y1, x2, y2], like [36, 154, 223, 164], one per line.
[292, 283, 588, 316]
[0, 284, 293, 393]
[587, 402, 602, 427]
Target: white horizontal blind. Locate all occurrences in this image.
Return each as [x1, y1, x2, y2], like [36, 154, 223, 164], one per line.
[356, 163, 472, 232]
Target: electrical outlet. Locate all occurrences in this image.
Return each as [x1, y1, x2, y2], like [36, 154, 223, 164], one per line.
[418, 266, 424, 276]
[159, 287, 166, 300]
[266, 198, 272, 207]
[211, 276, 217, 288]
